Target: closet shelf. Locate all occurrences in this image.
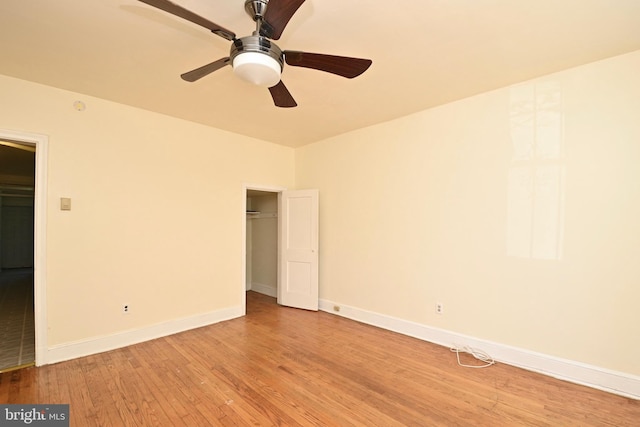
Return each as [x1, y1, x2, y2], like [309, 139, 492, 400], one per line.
[246, 211, 277, 219]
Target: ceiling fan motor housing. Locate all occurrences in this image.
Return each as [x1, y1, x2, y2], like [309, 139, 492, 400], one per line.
[230, 35, 284, 87]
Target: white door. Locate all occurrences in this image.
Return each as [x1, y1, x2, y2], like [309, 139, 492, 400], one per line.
[278, 189, 319, 311]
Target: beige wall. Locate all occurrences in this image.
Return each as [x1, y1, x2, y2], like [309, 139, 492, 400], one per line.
[295, 50, 640, 376]
[0, 74, 294, 347]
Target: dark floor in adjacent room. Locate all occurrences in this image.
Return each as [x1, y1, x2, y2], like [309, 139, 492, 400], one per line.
[0, 268, 35, 372]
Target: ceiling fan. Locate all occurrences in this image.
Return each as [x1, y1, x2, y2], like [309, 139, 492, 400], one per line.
[138, 0, 373, 108]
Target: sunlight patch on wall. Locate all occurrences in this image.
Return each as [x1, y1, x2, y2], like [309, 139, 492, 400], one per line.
[507, 81, 565, 260]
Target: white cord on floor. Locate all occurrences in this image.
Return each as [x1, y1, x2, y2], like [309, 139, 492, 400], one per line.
[450, 344, 495, 368]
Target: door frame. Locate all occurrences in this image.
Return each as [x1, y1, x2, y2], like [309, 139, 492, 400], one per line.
[0, 129, 48, 366]
[242, 184, 286, 314]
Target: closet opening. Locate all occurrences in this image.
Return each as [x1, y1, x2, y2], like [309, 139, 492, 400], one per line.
[245, 189, 279, 305]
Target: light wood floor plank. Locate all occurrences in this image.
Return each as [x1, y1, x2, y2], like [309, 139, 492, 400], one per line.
[1, 291, 638, 426]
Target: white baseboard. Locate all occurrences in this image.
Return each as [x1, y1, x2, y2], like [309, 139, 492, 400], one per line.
[319, 299, 640, 400]
[44, 306, 243, 365]
[251, 282, 277, 298]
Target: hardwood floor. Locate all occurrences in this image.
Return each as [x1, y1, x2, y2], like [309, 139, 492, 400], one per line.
[1, 291, 638, 426]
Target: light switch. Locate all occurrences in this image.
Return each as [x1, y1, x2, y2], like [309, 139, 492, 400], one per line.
[60, 197, 71, 211]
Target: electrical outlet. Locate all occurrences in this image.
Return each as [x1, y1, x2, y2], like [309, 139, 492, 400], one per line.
[435, 302, 444, 315]
[123, 304, 130, 314]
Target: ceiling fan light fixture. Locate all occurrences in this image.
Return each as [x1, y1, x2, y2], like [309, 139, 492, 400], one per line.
[232, 51, 281, 87]
[230, 35, 284, 87]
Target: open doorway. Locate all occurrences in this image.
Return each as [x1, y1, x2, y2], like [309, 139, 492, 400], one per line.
[0, 140, 36, 372]
[245, 189, 280, 309]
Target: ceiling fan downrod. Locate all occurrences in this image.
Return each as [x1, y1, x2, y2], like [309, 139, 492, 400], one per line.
[245, 0, 280, 40]
[245, 0, 268, 29]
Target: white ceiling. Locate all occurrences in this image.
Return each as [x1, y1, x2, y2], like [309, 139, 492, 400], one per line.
[1, 0, 640, 148]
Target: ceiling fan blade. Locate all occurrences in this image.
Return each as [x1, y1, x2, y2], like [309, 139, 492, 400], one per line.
[284, 51, 372, 78]
[268, 81, 297, 108]
[260, 0, 305, 40]
[180, 57, 230, 82]
[138, 0, 235, 41]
